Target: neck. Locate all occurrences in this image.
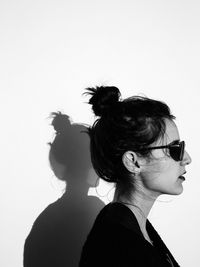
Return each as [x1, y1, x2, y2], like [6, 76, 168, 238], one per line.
[114, 190, 157, 234]
[65, 182, 89, 198]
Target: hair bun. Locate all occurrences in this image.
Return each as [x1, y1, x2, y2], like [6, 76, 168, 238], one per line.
[85, 86, 121, 116]
[50, 111, 71, 134]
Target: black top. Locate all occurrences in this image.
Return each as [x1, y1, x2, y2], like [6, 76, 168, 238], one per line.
[79, 202, 180, 267]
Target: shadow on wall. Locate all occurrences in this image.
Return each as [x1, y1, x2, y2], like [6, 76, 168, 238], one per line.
[23, 112, 104, 267]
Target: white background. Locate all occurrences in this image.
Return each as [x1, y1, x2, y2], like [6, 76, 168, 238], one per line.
[0, 0, 199, 266]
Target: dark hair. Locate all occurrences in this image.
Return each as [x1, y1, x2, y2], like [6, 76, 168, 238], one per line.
[84, 86, 175, 194]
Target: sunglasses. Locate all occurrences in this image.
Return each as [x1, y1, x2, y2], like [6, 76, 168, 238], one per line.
[135, 140, 185, 162]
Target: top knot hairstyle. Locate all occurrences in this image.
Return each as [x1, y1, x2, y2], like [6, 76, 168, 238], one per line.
[84, 86, 175, 188]
[86, 86, 121, 117]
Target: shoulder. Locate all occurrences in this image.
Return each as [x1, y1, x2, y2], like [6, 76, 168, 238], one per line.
[24, 197, 66, 247]
[89, 202, 142, 233]
[80, 203, 154, 266]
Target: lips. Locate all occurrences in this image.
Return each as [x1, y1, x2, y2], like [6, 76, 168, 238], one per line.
[178, 171, 186, 181]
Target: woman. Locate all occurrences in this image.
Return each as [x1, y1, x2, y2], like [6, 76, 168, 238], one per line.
[79, 86, 191, 267]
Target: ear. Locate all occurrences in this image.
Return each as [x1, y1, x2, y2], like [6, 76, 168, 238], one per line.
[122, 151, 140, 174]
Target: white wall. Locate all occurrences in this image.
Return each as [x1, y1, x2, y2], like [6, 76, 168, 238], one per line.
[0, 0, 199, 266]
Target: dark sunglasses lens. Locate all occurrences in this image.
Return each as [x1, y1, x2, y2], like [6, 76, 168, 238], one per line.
[169, 142, 185, 161]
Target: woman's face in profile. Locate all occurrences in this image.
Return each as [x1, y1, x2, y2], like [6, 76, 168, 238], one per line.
[140, 119, 192, 197]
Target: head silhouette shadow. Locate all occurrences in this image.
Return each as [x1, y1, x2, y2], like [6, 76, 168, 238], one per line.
[24, 112, 104, 267]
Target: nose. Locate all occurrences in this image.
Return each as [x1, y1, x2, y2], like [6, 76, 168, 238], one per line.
[181, 150, 192, 166]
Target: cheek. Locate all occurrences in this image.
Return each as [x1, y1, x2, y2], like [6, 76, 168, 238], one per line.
[87, 168, 99, 187]
[141, 158, 176, 188]
[142, 157, 169, 178]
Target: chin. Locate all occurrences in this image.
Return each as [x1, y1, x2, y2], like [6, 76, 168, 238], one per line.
[148, 182, 184, 197]
[159, 184, 184, 196]
[168, 187, 184, 196]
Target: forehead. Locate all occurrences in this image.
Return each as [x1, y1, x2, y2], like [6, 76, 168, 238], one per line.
[159, 119, 180, 145]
